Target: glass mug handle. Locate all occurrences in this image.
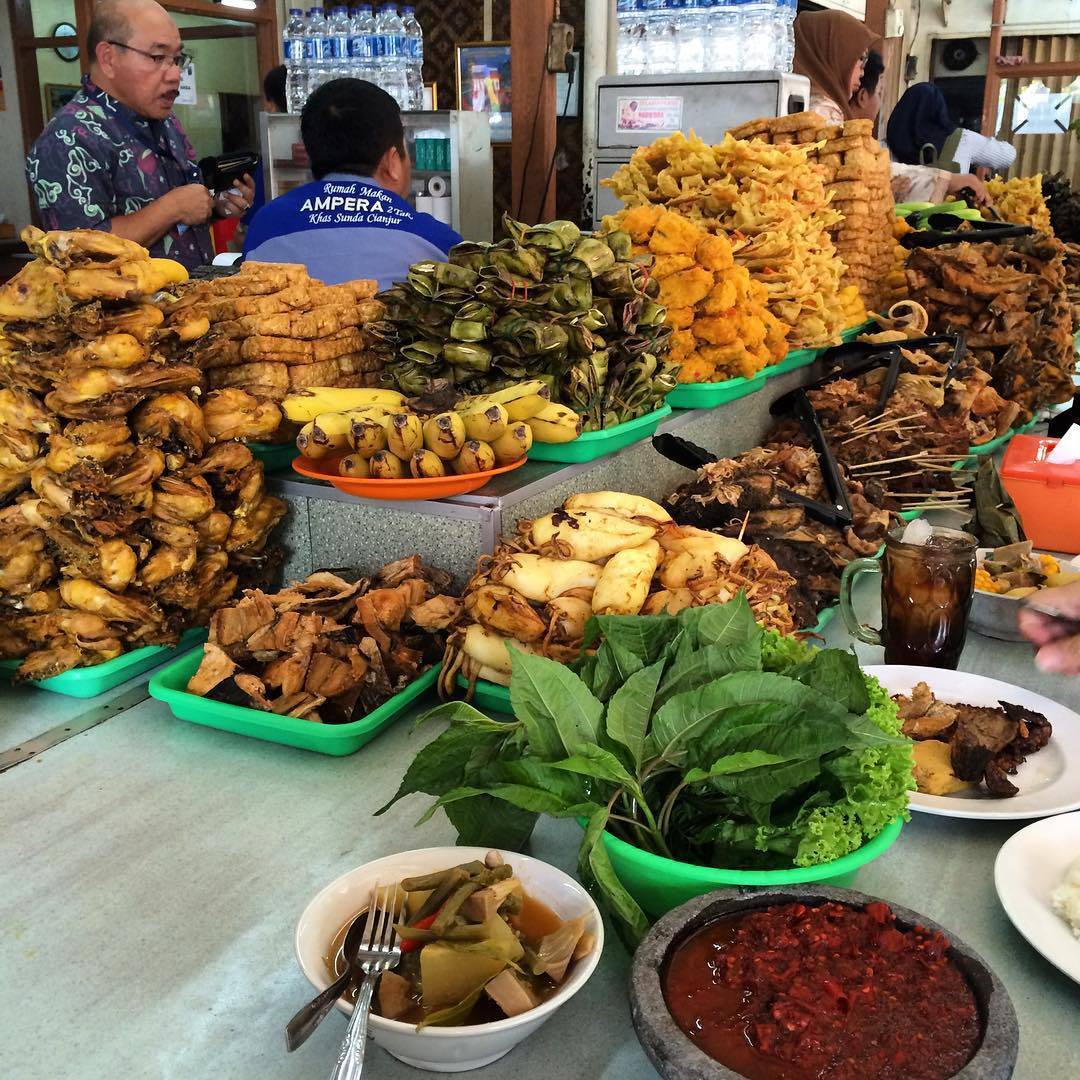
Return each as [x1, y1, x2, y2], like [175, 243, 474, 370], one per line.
[839, 558, 883, 647]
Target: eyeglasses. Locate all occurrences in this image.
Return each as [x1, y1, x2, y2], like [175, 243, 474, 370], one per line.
[107, 41, 192, 69]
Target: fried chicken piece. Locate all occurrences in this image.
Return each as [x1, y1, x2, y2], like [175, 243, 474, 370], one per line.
[201, 389, 282, 443]
[0, 387, 58, 435]
[226, 495, 287, 553]
[105, 445, 166, 496]
[0, 504, 55, 596]
[46, 419, 133, 473]
[152, 475, 215, 524]
[0, 261, 66, 320]
[59, 577, 163, 627]
[63, 332, 148, 371]
[40, 514, 138, 592]
[206, 361, 290, 401]
[0, 427, 42, 464]
[50, 363, 203, 405]
[70, 302, 164, 341]
[132, 391, 208, 459]
[194, 510, 232, 550]
[21, 225, 147, 269]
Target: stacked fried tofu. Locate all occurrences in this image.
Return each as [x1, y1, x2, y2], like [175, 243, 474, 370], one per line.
[729, 113, 895, 315]
[172, 262, 386, 403]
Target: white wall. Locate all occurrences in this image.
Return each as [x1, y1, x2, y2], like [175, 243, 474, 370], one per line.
[0, 3, 34, 230]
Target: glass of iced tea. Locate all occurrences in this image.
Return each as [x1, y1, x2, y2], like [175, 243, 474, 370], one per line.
[839, 524, 977, 669]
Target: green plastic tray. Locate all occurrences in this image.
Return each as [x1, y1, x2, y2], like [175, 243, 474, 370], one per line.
[527, 405, 673, 463]
[764, 321, 874, 380]
[249, 441, 299, 472]
[455, 674, 513, 714]
[965, 416, 1041, 459]
[149, 650, 441, 755]
[0, 628, 207, 699]
[665, 372, 766, 410]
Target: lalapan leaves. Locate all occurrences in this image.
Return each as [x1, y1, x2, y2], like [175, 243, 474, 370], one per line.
[378, 595, 912, 944]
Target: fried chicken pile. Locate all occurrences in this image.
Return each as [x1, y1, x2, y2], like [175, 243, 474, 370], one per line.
[187, 558, 461, 722]
[0, 228, 287, 681]
[906, 234, 1075, 421]
[663, 444, 892, 628]
[172, 262, 386, 420]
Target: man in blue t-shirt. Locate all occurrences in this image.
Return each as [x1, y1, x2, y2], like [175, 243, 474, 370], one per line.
[244, 79, 461, 291]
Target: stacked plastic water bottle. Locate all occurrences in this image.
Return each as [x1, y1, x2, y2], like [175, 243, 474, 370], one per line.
[615, 0, 796, 75]
[283, 3, 425, 112]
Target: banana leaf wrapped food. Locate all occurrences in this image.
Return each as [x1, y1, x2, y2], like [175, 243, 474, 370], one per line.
[373, 214, 677, 429]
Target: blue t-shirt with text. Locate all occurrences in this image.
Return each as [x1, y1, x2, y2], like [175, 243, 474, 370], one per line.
[243, 173, 461, 291]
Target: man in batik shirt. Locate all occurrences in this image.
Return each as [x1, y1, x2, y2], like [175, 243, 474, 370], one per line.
[26, 0, 253, 270]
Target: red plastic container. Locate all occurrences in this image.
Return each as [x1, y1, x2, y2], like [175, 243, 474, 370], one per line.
[1001, 435, 1080, 554]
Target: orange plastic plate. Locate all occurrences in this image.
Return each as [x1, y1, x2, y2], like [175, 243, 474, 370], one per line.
[291, 454, 526, 500]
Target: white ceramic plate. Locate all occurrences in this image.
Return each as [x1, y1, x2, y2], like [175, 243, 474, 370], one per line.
[865, 665, 1080, 820]
[995, 813, 1080, 985]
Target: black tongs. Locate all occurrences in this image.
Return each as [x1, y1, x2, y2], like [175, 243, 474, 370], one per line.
[651, 393, 853, 529]
[900, 218, 1034, 249]
[813, 332, 967, 398]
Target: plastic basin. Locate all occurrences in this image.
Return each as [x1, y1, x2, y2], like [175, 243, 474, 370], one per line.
[527, 405, 673, 463]
[596, 816, 904, 919]
[149, 649, 440, 755]
[248, 441, 299, 472]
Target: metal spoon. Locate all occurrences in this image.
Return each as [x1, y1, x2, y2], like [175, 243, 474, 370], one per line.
[285, 912, 368, 1052]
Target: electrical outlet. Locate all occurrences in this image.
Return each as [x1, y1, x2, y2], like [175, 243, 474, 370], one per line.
[546, 22, 574, 72]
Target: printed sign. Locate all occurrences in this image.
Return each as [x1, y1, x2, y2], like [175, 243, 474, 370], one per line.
[175, 63, 196, 106]
[615, 96, 683, 133]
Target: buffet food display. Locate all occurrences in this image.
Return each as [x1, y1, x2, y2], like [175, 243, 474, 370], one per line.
[3, 109, 1080, 1080]
[0, 229, 286, 680]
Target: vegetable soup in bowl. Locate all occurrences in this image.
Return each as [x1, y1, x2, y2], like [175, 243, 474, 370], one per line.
[295, 847, 603, 1073]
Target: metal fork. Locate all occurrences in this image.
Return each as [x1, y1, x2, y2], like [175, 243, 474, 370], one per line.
[329, 882, 402, 1080]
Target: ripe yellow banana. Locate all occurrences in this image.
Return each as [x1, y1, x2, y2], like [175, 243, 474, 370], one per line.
[338, 453, 370, 479]
[565, 491, 671, 523]
[483, 380, 551, 407]
[281, 387, 406, 422]
[410, 449, 448, 478]
[386, 412, 424, 459]
[348, 418, 388, 457]
[423, 412, 466, 460]
[453, 440, 495, 474]
[458, 402, 509, 442]
[490, 422, 532, 466]
[505, 394, 551, 422]
[526, 403, 583, 444]
[296, 421, 332, 459]
[368, 450, 407, 479]
[310, 411, 353, 450]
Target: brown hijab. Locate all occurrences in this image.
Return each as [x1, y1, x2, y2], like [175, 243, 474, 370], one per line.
[794, 10, 881, 122]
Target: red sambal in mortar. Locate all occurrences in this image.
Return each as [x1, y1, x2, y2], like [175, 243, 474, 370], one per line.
[663, 900, 981, 1080]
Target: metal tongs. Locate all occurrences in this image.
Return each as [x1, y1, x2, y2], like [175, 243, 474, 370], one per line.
[652, 392, 853, 529]
[900, 217, 1034, 249]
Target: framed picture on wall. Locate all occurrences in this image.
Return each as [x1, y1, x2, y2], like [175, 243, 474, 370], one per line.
[44, 84, 80, 118]
[455, 42, 511, 143]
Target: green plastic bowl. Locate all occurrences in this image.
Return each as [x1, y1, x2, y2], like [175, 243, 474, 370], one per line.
[597, 816, 904, 919]
[249, 441, 299, 472]
[527, 405, 672, 463]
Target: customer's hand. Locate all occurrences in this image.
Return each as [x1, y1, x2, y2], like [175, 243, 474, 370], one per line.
[948, 172, 989, 205]
[1018, 580, 1080, 674]
[215, 174, 256, 218]
[165, 183, 215, 226]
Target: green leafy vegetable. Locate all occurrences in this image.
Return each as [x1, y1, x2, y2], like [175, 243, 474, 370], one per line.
[383, 597, 914, 946]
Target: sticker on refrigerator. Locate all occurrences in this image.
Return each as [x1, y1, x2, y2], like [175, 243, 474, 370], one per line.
[615, 96, 683, 133]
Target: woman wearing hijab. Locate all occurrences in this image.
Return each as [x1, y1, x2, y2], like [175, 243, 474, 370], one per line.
[793, 10, 989, 204]
[887, 83, 1016, 174]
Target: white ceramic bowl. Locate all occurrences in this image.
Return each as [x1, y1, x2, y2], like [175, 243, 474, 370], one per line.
[294, 846, 604, 1073]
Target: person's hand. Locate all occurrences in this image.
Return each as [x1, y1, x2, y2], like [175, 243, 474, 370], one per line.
[165, 183, 215, 226]
[1018, 580, 1080, 675]
[215, 174, 256, 218]
[891, 173, 913, 199]
[948, 172, 989, 205]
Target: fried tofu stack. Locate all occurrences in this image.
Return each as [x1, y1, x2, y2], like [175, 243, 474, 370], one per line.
[172, 262, 386, 407]
[0, 228, 286, 681]
[728, 113, 895, 317]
